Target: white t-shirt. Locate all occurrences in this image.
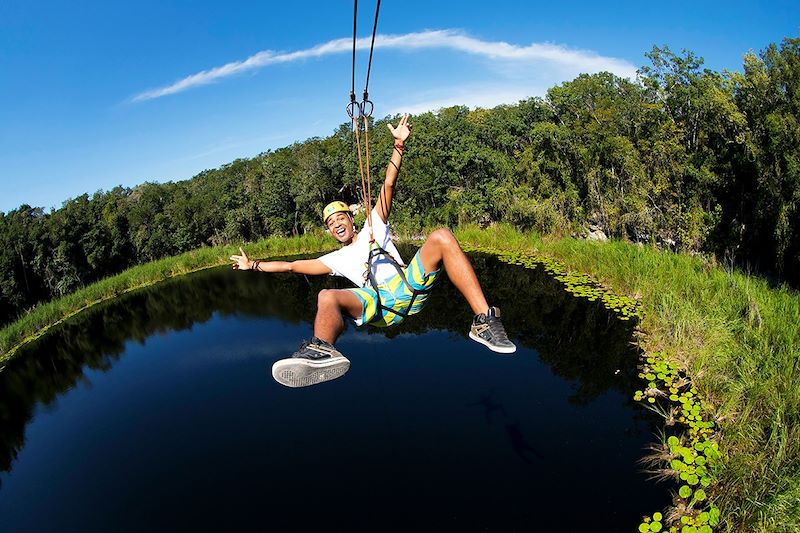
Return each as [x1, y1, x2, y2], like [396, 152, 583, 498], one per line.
[318, 208, 405, 288]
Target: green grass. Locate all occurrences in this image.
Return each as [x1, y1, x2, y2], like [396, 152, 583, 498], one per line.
[2, 224, 798, 531]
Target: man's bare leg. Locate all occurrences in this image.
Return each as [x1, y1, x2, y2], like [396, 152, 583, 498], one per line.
[418, 228, 516, 354]
[272, 288, 360, 388]
[313, 289, 363, 345]
[418, 228, 489, 314]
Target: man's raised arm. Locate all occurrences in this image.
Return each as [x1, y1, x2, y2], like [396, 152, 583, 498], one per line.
[230, 247, 331, 275]
[375, 114, 412, 224]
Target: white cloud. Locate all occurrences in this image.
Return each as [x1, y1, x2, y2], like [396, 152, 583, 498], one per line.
[130, 29, 637, 102]
[387, 86, 546, 116]
[374, 30, 636, 77]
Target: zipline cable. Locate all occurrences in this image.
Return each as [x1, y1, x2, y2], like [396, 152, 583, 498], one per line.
[347, 0, 358, 119]
[361, 0, 381, 117]
[346, 0, 381, 120]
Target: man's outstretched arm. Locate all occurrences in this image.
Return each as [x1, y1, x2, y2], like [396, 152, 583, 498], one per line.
[375, 114, 412, 224]
[230, 247, 331, 275]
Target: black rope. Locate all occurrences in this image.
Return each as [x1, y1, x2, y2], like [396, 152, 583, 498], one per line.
[349, 0, 357, 108]
[346, 0, 381, 118]
[363, 0, 381, 103]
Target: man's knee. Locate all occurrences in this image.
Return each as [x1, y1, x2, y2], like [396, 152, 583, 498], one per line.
[318, 289, 361, 321]
[318, 289, 338, 308]
[428, 227, 458, 248]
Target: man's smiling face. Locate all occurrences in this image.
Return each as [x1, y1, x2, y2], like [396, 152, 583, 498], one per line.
[326, 212, 356, 244]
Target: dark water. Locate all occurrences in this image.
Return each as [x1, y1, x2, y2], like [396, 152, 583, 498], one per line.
[0, 250, 668, 531]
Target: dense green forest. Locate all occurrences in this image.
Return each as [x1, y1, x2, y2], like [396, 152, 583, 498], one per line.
[1, 38, 798, 328]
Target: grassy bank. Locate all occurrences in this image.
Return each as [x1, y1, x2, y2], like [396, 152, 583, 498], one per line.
[0, 232, 336, 367]
[452, 225, 799, 532]
[1, 225, 798, 531]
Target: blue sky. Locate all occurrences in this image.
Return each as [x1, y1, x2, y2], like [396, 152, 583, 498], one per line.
[1, 0, 798, 213]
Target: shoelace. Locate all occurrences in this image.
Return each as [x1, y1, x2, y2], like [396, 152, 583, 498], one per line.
[293, 339, 333, 360]
[292, 339, 317, 358]
[487, 317, 510, 343]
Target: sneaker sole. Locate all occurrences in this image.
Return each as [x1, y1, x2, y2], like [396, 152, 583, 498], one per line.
[271, 356, 351, 388]
[469, 331, 517, 354]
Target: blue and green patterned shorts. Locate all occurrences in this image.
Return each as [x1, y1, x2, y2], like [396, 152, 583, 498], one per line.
[346, 250, 441, 327]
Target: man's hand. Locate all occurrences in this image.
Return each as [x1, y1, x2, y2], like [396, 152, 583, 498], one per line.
[230, 247, 253, 270]
[387, 113, 412, 143]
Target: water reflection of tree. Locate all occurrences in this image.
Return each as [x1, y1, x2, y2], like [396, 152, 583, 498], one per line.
[0, 249, 640, 474]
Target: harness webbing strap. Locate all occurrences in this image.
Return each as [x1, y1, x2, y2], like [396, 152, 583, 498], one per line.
[366, 244, 434, 321]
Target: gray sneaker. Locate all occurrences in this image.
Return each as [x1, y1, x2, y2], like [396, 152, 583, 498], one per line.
[469, 307, 517, 354]
[271, 337, 351, 388]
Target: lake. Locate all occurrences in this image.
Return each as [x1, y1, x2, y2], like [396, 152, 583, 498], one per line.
[0, 250, 668, 531]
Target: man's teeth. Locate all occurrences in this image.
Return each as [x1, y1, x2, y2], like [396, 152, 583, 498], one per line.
[337, 228, 345, 236]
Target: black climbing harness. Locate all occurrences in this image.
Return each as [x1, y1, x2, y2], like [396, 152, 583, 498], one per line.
[365, 244, 435, 322]
[346, 0, 424, 323]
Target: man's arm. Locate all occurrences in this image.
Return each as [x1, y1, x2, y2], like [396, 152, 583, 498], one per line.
[375, 114, 412, 224]
[230, 248, 332, 275]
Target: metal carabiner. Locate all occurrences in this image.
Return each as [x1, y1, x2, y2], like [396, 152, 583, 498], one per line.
[346, 100, 361, 120]
[346, 89, 362, 119]
[360, 99, 374, 118]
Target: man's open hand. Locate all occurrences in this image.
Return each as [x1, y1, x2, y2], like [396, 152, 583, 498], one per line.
[230, 247, 252, 270]
[387, 113, 412, 143]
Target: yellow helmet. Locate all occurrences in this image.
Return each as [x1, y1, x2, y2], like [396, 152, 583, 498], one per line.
[322, 201, 351, 223]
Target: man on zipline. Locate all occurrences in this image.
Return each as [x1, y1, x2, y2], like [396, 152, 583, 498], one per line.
[230, 114, 516, 388]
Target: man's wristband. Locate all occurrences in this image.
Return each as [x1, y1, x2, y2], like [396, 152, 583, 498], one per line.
[394, 143, 404, 155]
[251, 260, 260, 272]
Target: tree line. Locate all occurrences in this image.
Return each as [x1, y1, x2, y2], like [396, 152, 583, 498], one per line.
[1, 37, 798, 328]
